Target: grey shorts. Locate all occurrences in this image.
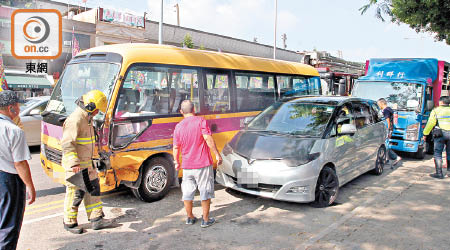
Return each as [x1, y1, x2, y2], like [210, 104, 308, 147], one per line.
[181, 165, 215, 201]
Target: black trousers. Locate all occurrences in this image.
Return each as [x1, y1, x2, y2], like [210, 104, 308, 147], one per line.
[0, 171, 26, 250]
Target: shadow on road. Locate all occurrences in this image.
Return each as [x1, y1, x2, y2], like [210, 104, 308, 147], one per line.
[36, 186, 66, 198]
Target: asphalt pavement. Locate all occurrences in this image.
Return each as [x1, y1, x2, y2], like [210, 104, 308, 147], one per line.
[18, 149, 450, 250]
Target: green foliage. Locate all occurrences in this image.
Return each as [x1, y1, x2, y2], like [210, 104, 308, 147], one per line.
[361, 0, 450, 45]
[182, 34, 194, 49]
[199, 44, 205, 50]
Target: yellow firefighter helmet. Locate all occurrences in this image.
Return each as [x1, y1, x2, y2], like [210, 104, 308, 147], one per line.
[82, 90, 107, 113]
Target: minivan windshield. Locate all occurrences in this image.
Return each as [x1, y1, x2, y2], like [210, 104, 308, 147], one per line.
[352, 81, 423, 111]
[247, 102, 335, 137]
[45, 62, 120, 116]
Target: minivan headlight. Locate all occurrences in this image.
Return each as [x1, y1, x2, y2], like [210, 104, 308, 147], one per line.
[282, 153, 320, 167]
[406, 123, 419, 141]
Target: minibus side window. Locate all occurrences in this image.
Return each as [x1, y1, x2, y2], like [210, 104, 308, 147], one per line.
[115, 65, 200, 118]
[277, 75, 320, 98]
[204, 73, 231, 113]
[235, 72, 275, 111]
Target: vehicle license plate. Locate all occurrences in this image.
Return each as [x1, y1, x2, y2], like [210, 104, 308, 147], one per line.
[236, 166, 259, 188]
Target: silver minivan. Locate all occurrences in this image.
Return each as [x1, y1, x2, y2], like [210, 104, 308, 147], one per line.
[216, 96, 387, 207]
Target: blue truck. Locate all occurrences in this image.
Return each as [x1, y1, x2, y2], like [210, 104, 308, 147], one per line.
[351, 58, 449, 158]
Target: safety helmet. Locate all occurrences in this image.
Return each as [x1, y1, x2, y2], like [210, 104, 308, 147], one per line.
[82, 90, 107, 113]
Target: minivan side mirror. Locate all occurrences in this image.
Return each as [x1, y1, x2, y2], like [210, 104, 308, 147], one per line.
[426, 100, 434, 112]
[339, 124, 357, 135]
[29, 109, 41, 116]
[243, 116, 254, 125]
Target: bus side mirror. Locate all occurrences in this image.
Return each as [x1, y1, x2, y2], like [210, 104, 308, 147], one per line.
[426, 100, 434, 112]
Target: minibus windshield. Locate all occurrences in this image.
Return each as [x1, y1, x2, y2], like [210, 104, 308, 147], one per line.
[45, 62, 120, 116]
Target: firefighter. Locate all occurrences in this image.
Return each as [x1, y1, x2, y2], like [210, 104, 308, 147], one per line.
[423, 96, 450, 179]
[62, 90, 113, 233]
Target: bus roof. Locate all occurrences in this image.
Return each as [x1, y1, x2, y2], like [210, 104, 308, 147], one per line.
[78, 43, 319, 76]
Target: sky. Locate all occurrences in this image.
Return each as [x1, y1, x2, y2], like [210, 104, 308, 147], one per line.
[66, 0, 449, 62]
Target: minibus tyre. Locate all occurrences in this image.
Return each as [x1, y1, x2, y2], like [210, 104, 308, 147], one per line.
[132, 157, 174, 202]
[311, 166, 339, 208]
[371, 146, 386, 175]
[415, 147, 425, 159]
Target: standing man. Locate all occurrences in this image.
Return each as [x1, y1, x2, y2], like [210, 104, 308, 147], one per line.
[423, 96, 450, 179]
[62, 90, 112, 233]
[377, 98, 402, 168]
[173, 100, 222, 228]
[0, 90, 35, 249]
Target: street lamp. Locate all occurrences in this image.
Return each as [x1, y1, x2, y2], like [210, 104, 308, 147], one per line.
[273, 0, 277, 59]
[174, 3, 180, 27]
[159, 0, 163, 44]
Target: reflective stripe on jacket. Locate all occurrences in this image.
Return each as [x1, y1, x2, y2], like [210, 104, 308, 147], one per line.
[423, 106, 450, 135]
[61, 107, 95, 170]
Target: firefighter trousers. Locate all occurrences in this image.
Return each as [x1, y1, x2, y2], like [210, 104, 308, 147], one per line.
[63, 181, 103, 225]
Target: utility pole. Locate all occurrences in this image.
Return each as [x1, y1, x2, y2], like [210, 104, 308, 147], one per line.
[273, 0, 277, 59]
[174, 3, 180, 26]
[158, 0, 163, 44]
[281, 33, 287, 49]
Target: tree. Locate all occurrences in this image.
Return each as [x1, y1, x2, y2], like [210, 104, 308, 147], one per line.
[360, 0, 450, 45]
[182, 34, 194, 49]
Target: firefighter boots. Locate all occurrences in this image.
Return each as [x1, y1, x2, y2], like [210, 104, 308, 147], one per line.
[430, 159, 444, 179]
[91, 217, 114, 230]
[63, 222, 83, 234]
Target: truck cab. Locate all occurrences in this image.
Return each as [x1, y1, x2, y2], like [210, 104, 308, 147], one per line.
[352, 58, 449, 158]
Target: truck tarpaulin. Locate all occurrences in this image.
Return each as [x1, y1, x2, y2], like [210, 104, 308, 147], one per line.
[359, 58, 438, 84]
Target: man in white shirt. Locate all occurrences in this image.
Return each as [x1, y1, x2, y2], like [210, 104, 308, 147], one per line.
[0, 90, 36, 250]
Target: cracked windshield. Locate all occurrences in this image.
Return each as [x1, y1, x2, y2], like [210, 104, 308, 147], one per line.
[45, 63, 120, 116]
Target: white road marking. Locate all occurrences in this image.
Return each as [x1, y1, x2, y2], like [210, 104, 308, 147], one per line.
[22, 191, 127, 225]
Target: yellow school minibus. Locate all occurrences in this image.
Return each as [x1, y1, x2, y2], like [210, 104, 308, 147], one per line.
[41, 43, 320, 202]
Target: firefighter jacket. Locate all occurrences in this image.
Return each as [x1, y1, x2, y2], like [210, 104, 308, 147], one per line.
[61, 107, 96, 180]
[423, 105, 450, 135]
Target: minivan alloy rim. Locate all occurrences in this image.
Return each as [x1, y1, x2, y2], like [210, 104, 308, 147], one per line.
[316, 171, 337, 203]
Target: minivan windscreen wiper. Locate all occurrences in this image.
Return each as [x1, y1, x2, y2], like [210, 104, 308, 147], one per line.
[248, 129, 288, 135]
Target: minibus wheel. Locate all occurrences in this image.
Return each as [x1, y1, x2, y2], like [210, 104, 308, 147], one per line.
[311, 166, 339, 208]
[132, 157, 174, 202]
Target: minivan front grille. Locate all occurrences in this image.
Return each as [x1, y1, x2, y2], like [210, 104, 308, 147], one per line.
[44, 146, 62, 165]
[226, 174, 281, 193]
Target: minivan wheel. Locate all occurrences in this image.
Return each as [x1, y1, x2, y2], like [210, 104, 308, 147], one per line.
[132, 157, 174, 202]
[371, 146, 386, 176]
[311, 166, 339, 208]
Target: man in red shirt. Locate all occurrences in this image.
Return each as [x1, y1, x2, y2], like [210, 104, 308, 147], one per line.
[173, 100, 222, 228]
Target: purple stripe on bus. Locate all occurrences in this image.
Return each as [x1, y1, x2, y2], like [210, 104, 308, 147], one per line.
[42, 121, 63, 139]
[135, 122, 178, 142]
[42, 115, 247, 145]
[134, 116, 243, 142]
